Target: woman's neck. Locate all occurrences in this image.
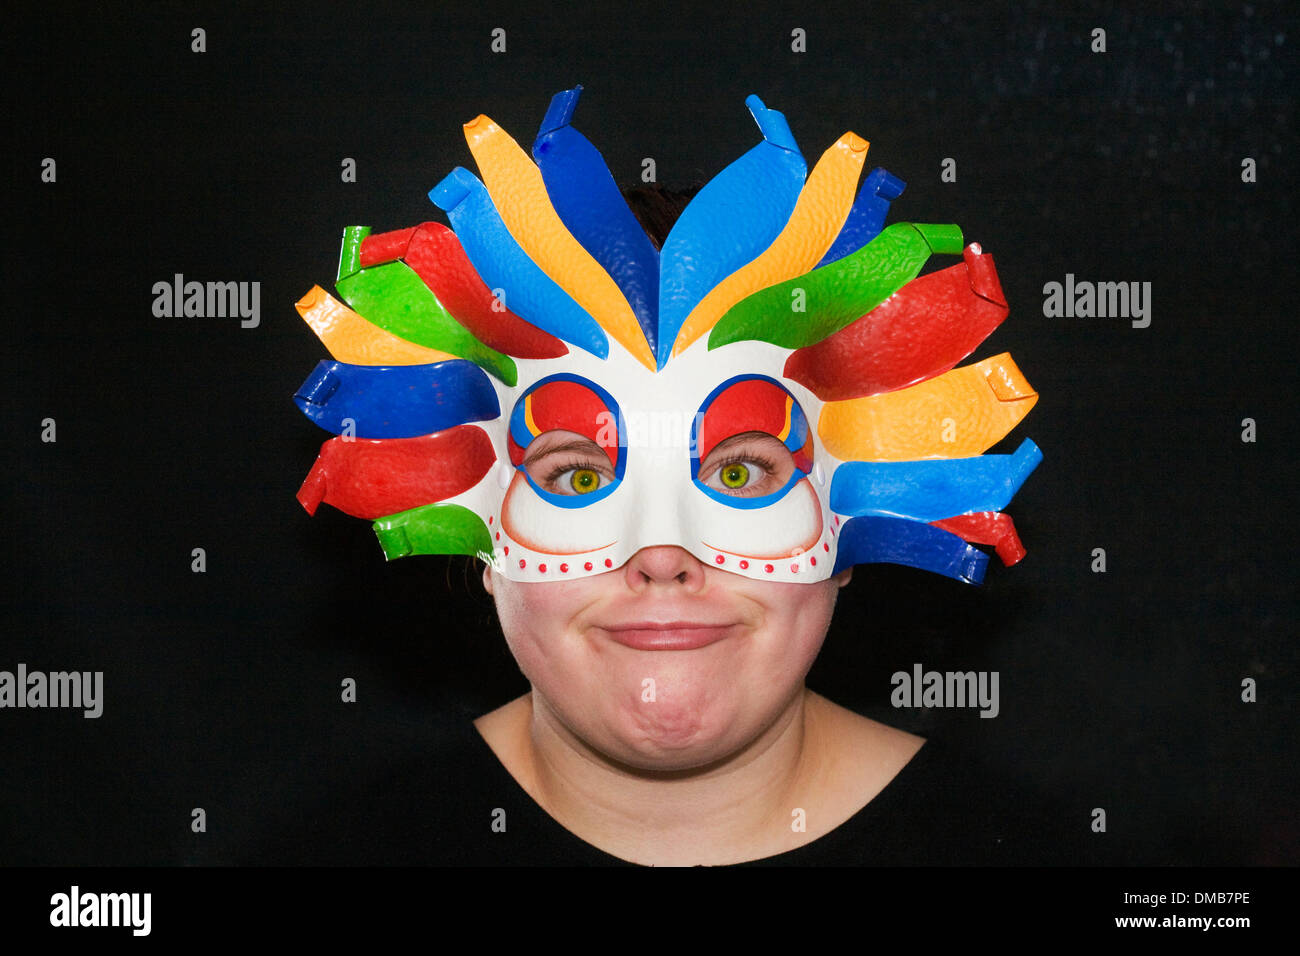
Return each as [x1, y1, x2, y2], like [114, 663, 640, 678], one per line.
[474, 688, 924, 866]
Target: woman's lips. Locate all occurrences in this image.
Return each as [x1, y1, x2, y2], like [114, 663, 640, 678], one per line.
[597, 621, 737, 651]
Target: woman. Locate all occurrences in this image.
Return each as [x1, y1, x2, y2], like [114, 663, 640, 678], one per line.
[478, 540, 926, 866]
[287, 87, 1043, 865]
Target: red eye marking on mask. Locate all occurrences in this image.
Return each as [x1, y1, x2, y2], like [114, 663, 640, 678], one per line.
[507, 378, 621, 469]
[694, 377, 814, 474]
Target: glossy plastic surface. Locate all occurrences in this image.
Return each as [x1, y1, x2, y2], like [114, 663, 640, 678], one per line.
[464, 113, 655, 370]
[818, 352, 1038, 461]
[361, 223, 568, 359]
[671, 131, 868, 356]
[815, 166, 906, 267]
[829, 438, 1042, 521]
[293, 359, 500, 439]
[431, 168, 610, 361]
[785, 243, 1009, 401]
[532, 85, 661, 358]
[832, 515, 990, 583]
[656, 94, 807, 367]
[708, 222, 965, 350]
[296, 426, 496, 520]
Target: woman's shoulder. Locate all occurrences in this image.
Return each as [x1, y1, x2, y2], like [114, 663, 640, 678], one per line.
[796, 691, 927, 846]
[744, 702, 1104, 866]
[807, 691, 926, 770]
[472, 694, 536, 786]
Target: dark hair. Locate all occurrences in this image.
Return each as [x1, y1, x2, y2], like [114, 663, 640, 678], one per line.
[621, 183, 704, 250]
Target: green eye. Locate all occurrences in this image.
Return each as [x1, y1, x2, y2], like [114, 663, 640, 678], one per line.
[569, 468, 601, 493]
[720, 463, 750, 489]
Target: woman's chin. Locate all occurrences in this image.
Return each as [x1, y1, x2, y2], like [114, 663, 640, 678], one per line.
[590, 692, 758, 772]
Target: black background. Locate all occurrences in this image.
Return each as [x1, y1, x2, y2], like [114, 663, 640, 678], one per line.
[4, 0, 1296, 866]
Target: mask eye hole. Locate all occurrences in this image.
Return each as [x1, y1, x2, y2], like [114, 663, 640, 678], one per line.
[697, 432, 796, 498]
[522, 430, 616, 497]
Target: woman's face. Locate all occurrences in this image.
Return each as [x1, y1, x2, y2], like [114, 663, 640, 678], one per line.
[483, 426, 852, 772]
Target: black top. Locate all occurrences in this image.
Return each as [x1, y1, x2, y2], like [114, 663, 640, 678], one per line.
[216, 702, 1107, 866]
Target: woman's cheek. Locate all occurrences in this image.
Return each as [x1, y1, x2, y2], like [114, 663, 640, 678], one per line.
[493, 577, 597, 678]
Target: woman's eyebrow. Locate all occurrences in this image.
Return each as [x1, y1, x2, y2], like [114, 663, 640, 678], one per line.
[700, 431, 777, 459]
[524, 437, 606, 464]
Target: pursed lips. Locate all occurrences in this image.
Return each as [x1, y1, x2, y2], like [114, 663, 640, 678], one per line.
[595, 620, 738, 651]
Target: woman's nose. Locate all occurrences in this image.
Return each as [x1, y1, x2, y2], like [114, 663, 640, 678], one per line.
[623, 545, 708, 589]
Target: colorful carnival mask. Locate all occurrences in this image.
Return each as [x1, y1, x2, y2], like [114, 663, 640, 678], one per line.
[293, 87, 1041, 585]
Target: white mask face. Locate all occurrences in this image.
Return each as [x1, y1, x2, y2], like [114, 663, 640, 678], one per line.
[458, 335, 843, 584]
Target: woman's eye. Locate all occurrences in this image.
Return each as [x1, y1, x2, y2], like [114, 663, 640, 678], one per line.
[718, 461, 754, 490]
[521, 431, 616, 497]
[705, 457, 770, 495]
[699, 432, 797, 497]
[702, 454, 780, 497]
[553, 466, 604, 495]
